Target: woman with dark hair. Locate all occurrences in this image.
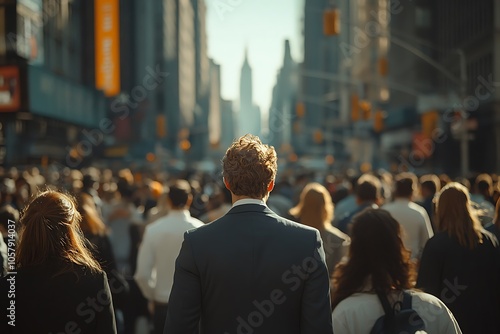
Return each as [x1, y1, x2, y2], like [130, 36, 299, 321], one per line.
[290, 182, 350, 277]
[0, 190, 116, 333]
[332, 208, 461, 333]
[417, 182, 500, 334]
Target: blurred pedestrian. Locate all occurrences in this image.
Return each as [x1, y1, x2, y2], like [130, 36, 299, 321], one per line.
[382, 172, 433, 260]
[335, 174, 381, 235]
[417, 182, 500, 334]
[331, 208, 461, 333]
[165, 134, 333, 334]
[290, 182, 350, 277]
[135, 179, 203, 334]
[0, 190, 116, 333]
[418, 174, 441, 231]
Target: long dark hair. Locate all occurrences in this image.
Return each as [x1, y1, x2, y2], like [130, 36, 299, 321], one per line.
[331, 209, 414, 309]
[16, 190, 101, 275]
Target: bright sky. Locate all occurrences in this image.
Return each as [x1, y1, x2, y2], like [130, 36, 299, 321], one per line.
[206, 0, 303, 120]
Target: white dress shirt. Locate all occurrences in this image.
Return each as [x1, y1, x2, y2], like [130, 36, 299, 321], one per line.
[232, 198, 267, 207]
[382, 199, 434, 259]
[134, 210, 203, 303]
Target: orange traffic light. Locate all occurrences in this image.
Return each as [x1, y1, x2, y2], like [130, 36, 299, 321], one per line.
[360, 100, 371, 120]
[374, 109, 384, 133]
[313, 129, 323, 143]
[296, 102, 305, 118]
[378, 57, 388, 76]
[323, 9, 340, 36]
[156, 114, 166, 138]
[180, 139, 191, 151]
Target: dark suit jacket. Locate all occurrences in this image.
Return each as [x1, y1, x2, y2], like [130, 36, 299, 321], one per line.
[165, 204, 333, 334]
[0, 263, 116, 334]
[417, 230, 500, 334]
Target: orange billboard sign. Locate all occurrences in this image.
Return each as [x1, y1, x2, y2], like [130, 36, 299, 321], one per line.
[95, 0, 120, 97]
[0, 66, 20, 112]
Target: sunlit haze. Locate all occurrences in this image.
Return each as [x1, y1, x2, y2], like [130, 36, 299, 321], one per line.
[206, 0, 303, 120]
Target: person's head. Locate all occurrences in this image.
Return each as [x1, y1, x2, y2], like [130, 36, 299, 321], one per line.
[0, 204, 20, 235]
[393, 172, 417, 199]
[289, 182, 334, 230]
[222, 134, 277, 200]
[435, 182, 483, 250]
[355, 174, 381, 205]
[419, 174, 440, 199]
[16, 190, 101, 274]
[167, 179, 192, 210]
[331, 209, 413, 309]
[77, 193, 107, 237]
[475, 173, 493, 197]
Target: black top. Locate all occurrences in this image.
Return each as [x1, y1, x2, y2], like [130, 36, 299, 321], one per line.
[416, 230, 500, 334]
[165, 204, 333, 334]
[0, 262, 116, 334]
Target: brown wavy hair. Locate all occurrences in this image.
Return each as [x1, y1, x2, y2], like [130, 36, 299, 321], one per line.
[331, 209, 414, 309]
[290, 182, 334, 230]
[77, 192, 107, 236]
[222, 134, 277, 199]
[16, 190, 101, 275]
[435, 182, 483, 249]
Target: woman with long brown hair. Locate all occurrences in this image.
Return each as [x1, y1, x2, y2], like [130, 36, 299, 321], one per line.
[0, 190, 116, 333]
[417, 182, 500, 334]
[332, 208, 461, 333]
[290, 182, 349, 277]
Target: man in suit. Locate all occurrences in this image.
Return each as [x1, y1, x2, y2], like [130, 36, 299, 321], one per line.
[165, 134, 333, 334]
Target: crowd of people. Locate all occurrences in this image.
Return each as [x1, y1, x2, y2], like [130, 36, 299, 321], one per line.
[0, 134, 499, 333]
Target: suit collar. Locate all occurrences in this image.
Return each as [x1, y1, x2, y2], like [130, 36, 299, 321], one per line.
[226, 203, 275, 216]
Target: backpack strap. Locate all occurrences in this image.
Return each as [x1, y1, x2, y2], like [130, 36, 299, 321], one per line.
[375, 289, 395, 321]
[401, 290, 412, 310]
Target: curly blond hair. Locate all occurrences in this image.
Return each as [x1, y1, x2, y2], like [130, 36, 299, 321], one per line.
[222, 134, 277, 199]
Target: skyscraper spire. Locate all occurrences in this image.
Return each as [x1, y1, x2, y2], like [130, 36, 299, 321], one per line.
[243, 45, 250, 68]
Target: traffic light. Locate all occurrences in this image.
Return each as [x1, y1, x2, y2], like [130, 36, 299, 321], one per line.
[378, 57, 388, 76]
[360, 100, 371, 120]
[156, 114, 166, 138]
[313, 129, 323, 143]
[374, 109, 384, 133]
[422, 110, 438, 138]
[180, 139, 191, 151]
[296, 102, 305, 118]
[323, 9, 340, 36]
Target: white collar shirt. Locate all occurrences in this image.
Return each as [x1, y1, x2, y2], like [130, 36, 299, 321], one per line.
[134, 210, 204, 303]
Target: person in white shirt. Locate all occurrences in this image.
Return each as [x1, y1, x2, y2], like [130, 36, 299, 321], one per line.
[331, 208, 461, 334]
[134, 179, 203, 334]
[382, 172, 433, 260]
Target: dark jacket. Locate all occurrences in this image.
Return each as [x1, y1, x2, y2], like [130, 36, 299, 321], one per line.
[165, 204, 333, 334]
[417, 230, 500, 334]
[0, 263, 116, 333]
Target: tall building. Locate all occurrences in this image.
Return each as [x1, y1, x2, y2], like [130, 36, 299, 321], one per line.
[268, 40, 298, 154]
[190, 0, 210, 160]
[300, 0, 343, 161]
[0, 0, 108, 166]
[430, 0, 500, 174]
[238, 49, 261, 137]
[208, 59, 221, 152]
[220, 98, 236, 151]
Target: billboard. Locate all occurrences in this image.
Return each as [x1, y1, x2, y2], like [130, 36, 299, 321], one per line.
[0, 66, 20, 112]
[95, 0, 120, 97]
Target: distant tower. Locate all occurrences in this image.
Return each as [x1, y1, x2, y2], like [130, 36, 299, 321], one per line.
[238, 48, 261, 137]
